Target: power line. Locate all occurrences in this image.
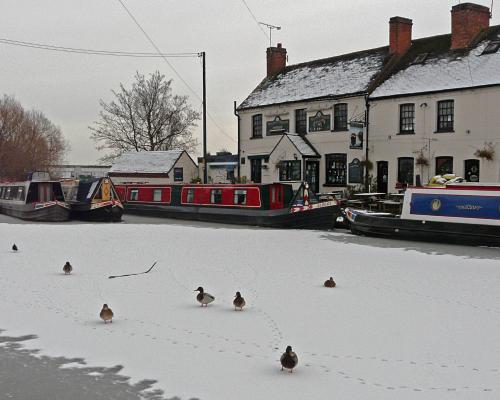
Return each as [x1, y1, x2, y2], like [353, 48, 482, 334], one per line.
[240, 0, 269, 40]
[0, 37, 199, 58]
[115, 0, 236, 144]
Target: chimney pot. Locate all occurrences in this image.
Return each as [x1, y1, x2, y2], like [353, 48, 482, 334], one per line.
[389, 16, 413, 56]
[266, 44, 287, 77]
[451, 2, 490, 50]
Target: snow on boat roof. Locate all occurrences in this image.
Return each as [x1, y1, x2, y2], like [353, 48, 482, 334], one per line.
[371, 26, 500, 98]
[238, 47, 389, 110]
[109, 150, 184, 174]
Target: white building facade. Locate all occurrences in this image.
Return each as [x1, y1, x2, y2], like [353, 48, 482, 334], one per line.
[238, 3, 500, 194]
[370, 3, 500, 192]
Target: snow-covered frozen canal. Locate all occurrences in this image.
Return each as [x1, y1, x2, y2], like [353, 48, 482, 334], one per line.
[1, 219, 500, 400]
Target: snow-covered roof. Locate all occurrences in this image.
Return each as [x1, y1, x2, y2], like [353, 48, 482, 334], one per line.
[372, 26, 500, 98]
[238, 47, 389, 110]
[270, 133, 320, 158]
[286, 134, 318, 157]
[109, 150, 184, 174]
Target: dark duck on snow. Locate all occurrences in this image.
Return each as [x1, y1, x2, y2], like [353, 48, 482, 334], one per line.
[280, 345, 298, 372]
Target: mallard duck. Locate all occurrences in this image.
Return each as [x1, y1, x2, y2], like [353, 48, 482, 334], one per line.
[233, 291, 246, 311]
[12, 244, 18, 252]
[63, 262, 73, 275]
[280, 345, 298, 372]
[100, 304, 114, 323]
[195, 286, 215, 307]
[324, 277, 336, 288]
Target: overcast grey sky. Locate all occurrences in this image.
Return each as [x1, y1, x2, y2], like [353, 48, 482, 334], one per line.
[1, 0, 498, 164]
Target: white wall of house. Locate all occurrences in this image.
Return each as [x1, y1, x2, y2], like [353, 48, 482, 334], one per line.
[370, 86, 500, 191]
[239, 96, 367, 192]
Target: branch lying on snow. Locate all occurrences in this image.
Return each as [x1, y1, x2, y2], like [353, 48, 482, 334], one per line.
[108, 261, 157, 279]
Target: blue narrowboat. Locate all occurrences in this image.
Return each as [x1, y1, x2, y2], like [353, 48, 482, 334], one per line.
[346, 183, 500, 245]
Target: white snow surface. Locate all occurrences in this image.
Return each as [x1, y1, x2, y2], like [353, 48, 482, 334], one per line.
[239, 48, 387, 109]
[109, 150, 183, 174]
[372, 36, 500, 98]
[286, 133, 317, 156]
[2, 223, 500, 399]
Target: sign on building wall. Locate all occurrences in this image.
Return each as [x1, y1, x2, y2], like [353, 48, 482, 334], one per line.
[309, 111, 331, 132]
[348, 158, 362, 184]
[349, 122, 364, 149]
[266, 116, 289, 135]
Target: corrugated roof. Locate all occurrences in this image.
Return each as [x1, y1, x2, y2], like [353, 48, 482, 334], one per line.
[238, 47, 389, 110]
[371, 26, 500, 98]
[109, 150, 183, 174]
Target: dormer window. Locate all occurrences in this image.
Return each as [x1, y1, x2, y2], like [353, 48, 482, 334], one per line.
[411, 53, 428, 65]
[482, 42, 500, 55]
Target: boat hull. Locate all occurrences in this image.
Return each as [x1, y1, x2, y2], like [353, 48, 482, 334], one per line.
[123, 203, 339, 229]
[0, 202, 70, 222]
[348, 211, 500, 246]
[69, 202, 123, 222]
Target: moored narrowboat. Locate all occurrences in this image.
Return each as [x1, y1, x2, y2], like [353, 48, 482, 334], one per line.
[114, 182, 339, 229]
[346, 183, 500, 245]
[0, 172, 70, 222]
[63, 177, 123, 222]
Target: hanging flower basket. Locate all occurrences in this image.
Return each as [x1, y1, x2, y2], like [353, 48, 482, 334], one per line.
[416, 153, 429, 166]
[360, 159, 373, 171]
[474, 143, 495, 161]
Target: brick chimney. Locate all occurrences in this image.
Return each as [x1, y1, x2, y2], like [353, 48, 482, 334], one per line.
[267, 43, 287, 77]
[451, 3, 490, 49]
[389, 17, 413, 56]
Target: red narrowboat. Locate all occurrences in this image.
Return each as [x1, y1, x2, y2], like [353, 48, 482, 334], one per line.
[113, 182, 339, 229]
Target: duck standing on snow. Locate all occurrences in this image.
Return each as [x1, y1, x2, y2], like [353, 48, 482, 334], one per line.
[12, 244, 18, 252]
[195, 286, 215, 307]
[280, 345, 298, 373]
[324, 277, 336, 288]
[63, 262, 73, 275]
[233, 291, 246, 311]
[100, 304, 114, 323]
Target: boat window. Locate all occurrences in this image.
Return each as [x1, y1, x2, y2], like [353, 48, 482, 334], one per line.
[186, 188, 195, 203]
[210, 189, 222, 204]
[5, 187, 11, 199]
[234, 190, 247, 205]
[130, 189, 139, 201]
[17, 187, 25, 201]
[153, 189, 162, 202]
[0, 187, 4, 199]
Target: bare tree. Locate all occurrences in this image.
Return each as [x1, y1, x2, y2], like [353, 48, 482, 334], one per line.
[0, 95, 68, 180]
[90, 71, 200, 163]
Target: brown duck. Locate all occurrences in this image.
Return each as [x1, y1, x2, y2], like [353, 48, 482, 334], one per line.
[63, 262, 73, 275]
[280, 345, 298, 372]
[233, 291, 246, 311]
[100, 304, 114, 323]
[324, 277, 336, 288]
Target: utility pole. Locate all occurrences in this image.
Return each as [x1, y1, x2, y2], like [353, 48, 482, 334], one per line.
[201, 51, 208, 184]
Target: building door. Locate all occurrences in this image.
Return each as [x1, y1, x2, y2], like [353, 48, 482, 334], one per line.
[305, 160, 320, 193]
[250, 159, 262, 183]
[377, 161, 388, 193]
[464, 159, 480, 182]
